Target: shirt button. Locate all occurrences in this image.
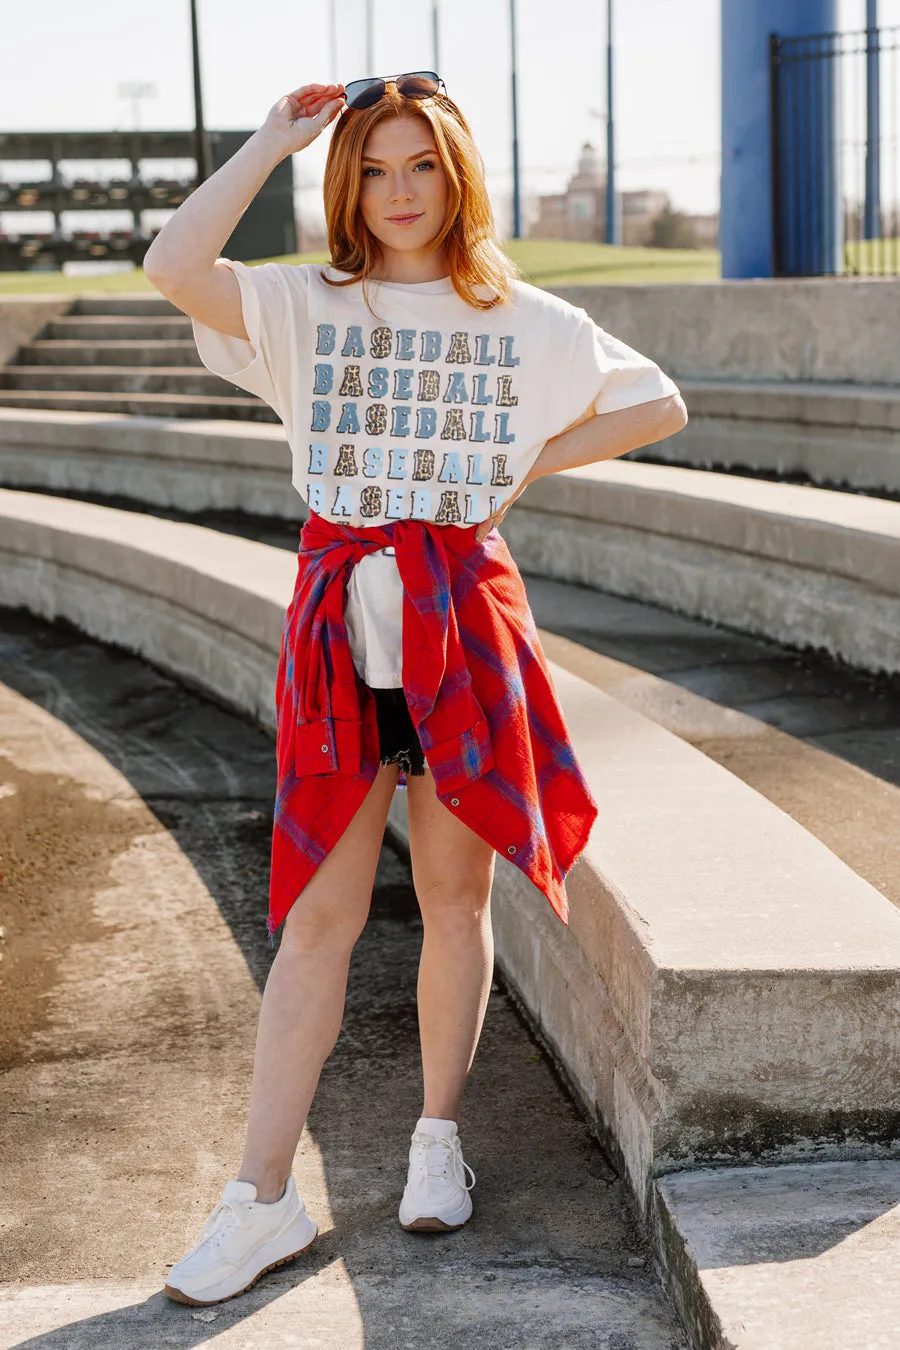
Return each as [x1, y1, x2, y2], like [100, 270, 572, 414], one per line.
[321, 744, 329, 753]
[450, 797, 460, 807]
[507, 845, 517, 855]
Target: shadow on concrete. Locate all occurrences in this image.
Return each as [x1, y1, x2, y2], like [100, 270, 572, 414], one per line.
[0, 608, 686, 1349]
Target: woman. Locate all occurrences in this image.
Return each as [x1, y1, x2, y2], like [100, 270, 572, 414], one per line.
[144, 73, 687, 1308]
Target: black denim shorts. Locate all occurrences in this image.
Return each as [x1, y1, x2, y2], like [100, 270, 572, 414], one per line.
[369, 685, 426, 777]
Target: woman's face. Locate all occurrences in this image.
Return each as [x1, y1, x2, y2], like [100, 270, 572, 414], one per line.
[358, 114, 449, 259]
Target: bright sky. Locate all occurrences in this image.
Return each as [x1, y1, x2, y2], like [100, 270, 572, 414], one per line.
[1, 0, 893, 239]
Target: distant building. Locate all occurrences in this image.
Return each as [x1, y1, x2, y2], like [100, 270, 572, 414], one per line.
[531, 140, 718, 248]
[532, 141, 606, 242]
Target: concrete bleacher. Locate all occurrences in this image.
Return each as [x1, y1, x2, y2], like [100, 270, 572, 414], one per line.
[0, 293, 273, 420]
[3, 406, 899, 678]
[2, 283, 900, 1344]
[2, 485, 899, 1348]
[6, 288, 900, 497]
[557, 277, 900, 498]
[636, 378, 900, 495]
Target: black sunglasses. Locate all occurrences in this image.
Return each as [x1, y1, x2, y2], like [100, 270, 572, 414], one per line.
[342, 70, 447, 111]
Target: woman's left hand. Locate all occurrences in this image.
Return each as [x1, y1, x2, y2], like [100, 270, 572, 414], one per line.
[474, 502, 509, 544]
[474, 477, 534, 544]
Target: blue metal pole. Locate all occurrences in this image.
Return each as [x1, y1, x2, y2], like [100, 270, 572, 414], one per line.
[606, 0, 618, 245]
[864, 0, 881, 241]
[721, 0, 839, 277]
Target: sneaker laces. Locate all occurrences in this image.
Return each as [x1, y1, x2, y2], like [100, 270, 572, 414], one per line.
[194, 1195, 255, 1252]
[411, 1131, 476, 1192]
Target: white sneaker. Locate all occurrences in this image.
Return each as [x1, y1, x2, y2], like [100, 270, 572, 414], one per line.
[398, 1117, 476, 1231]
[164, 1175, 318, 1305]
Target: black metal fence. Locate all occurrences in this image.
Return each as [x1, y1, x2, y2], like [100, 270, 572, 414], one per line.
[770, 25, 900, 277]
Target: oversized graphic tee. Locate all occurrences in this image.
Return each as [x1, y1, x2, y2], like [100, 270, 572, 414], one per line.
[191, 259, 681, 688]
[191, 260, 680, 529]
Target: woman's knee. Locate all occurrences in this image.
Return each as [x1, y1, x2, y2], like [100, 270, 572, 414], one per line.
[415, 875, 493, 928]
[280, 890, 370, 955]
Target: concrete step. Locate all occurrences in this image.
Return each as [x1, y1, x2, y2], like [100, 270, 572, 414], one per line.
[0, 364, 238, 395]
[0, 390, 277, 420]
[3, 489, 899, 1350]
[71, 292, 182, 316]
[2, 407, 895, 674]
[657, 1159, 900, 1350]
[16, 339, 202, 367]
[644, 378, 900, 495]
[47, 315, 192, 340]
[678, 377, 900, 430]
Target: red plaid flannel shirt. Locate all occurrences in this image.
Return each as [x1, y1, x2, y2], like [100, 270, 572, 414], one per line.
[267, 511, 599, 942]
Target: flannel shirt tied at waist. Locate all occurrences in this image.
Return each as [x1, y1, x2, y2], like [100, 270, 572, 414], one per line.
[267, 510, 599, 943]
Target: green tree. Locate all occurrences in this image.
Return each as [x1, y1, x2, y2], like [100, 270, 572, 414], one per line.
[648, 204, 699, 250]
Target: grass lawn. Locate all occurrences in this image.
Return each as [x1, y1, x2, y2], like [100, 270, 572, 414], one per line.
[0, 237, 720, 296]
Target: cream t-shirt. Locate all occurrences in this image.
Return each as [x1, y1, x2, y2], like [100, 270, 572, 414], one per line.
[191, 260, 680, 687]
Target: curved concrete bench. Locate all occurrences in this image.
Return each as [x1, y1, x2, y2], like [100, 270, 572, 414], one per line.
[644, 378, 900, 494]
[3, 407, 898, 676]
[2, 484, 898, 1172]
[0, 407, 297, 516]
[3, 486, 899, 1345]
[504, 457, 900, 677]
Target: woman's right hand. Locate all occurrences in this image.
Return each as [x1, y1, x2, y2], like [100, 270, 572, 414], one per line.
[261, 83, 346, 157]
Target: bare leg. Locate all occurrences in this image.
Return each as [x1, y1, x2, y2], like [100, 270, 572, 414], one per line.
[405, 765, 496, 1124]
[238, 762, 400, 1201]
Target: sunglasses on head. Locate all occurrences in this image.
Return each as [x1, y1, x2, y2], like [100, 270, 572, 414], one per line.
[342, 70, 447, 111]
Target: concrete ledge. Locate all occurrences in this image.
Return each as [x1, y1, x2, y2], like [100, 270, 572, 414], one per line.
[0, 408, 298, 515]
[503, 459, 900, 676]
[553, 277, 900, 385]
[3, 485, 898, 1180]
[3, 487, 899, 1347]
[647, 379, 900, 493]
[3, 409, 899, 676]
[654, 1159, 900, 1349]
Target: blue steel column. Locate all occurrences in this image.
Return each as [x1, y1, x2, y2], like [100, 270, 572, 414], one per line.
[721, 0, 839, 278]
[864, 0, 881, 240]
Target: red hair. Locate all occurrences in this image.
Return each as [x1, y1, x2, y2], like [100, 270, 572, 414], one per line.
[320, 83, 520, 312]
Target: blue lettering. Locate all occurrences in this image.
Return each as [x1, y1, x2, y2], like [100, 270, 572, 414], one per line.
[363, 447, 384, 477]
[421, 330, 442, 361]
[316, 323, 336, 355]
[311, 400, 331, 432]
[336, 403, 361, 434]
[368, 367, 390, 398]
[416, 407, 437, 438]
[390, 406, 411, 437]
[388, 448, 409, 480]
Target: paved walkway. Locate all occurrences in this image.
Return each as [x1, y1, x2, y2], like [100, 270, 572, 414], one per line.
[0, 610, 688, 1349]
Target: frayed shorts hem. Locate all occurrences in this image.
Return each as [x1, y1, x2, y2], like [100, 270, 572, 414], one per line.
[368, 684, 427, 777]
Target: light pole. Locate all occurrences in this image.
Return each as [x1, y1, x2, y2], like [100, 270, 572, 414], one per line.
[190, 0, 213, 186]
[509, 0, 522, 239]
[432, 0, 440, 72]
[366, 0, 374, 73]
[605, 0, 618, 245]
[118, 81, 157, 134]
[329, 0, 338, 82]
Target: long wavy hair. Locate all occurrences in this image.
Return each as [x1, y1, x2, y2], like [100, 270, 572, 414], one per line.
[320, 83, 520, 313]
